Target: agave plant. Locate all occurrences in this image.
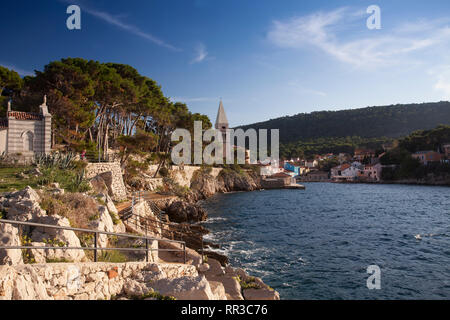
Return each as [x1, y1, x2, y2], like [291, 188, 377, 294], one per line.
[34, 152, 77, 170]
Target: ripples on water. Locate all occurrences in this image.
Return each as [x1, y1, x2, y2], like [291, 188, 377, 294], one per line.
[200, 183, 450, 299]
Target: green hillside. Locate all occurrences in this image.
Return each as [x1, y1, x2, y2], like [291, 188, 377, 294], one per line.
[237, 102, 450, 158]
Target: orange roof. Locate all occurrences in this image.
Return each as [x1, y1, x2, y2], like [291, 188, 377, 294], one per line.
[8, 111, 43, 121]
[340, 163, 351, 170]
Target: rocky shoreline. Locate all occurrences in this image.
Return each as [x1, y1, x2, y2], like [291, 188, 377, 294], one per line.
[0, 166, 280, 300]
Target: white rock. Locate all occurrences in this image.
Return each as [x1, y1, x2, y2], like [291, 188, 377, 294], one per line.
[243, 288, 280, 300]
[151, 275, 215, 300]
[0, 223, 23, 265]
[208, 280, 227, 300]
[88, 205, 115, 248]
[31, 215, 86, 262]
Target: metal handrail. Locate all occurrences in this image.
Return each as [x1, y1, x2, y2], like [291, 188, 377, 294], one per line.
[0, 219, 187, 264]
[128, 191, 205, 263]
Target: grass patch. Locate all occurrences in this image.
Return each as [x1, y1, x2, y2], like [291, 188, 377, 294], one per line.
[46, 258, 73, 263]
[235, 275, 261, 290]
[0, 167, 39, 192]
[97, 250, 129, 263]
[126, 291, 176, 301]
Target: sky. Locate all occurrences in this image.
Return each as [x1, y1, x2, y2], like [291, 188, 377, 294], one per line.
[2, 0, 450, 127]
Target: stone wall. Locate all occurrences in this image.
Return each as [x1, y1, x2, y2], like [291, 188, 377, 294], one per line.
[85, 162, 127, 201]
[0, 129, 7, 154]
[0, 262, 198, 300]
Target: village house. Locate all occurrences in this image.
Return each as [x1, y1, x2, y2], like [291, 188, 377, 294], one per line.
[0, 97, 52, 158]
[411, 151, 442, 165]
[331, 162, 362, 181]
[353, 149, 375, 162]
[297, 170, 330, 182]
[305, 159, 319, 169]
[358, 163, 382, 181]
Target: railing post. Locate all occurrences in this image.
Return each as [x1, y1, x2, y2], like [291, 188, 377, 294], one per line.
[201, 237, 204, 265]
[145, 238, 149, 263]
[94, 232, 98, 262]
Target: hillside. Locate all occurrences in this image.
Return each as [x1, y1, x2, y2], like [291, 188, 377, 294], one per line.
[237, 102, 450, 157]
[238, 102, 450, 143]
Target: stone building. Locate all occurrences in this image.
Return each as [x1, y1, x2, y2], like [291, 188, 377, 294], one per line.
[0, 96, 51, 156]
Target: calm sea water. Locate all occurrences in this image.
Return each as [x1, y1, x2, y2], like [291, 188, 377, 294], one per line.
[200, 183, 450, 299]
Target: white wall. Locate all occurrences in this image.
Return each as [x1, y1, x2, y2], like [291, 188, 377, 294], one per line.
[0, 130, 7, 153]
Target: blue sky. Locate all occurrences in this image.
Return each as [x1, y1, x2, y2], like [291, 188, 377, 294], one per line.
[2, 0, 450, 127]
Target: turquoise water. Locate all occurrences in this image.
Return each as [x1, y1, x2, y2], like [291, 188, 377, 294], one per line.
[200, 183, 450, 299]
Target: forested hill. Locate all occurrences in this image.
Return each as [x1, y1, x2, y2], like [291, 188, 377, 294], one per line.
[238, 102, 450, 144]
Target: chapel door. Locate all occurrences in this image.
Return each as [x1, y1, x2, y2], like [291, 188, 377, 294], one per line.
[23, 132, 34, 152]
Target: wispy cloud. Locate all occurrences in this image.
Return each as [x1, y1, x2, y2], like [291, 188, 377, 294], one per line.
[0, 63, 34, 77]
[267, 8, 450, 68]
[191, 43, 208, 64]
[61, 0, 179, 51]
[430, 65, 450, 99]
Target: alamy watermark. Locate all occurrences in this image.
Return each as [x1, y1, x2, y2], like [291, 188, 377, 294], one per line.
[171, 121, 279, 168]
[366, 265, 381, 290]
[66, 5, 81, 30]
[367, 5, 381, 30]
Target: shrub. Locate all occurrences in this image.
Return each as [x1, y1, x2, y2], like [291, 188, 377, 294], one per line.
[39, 192, 99, 229]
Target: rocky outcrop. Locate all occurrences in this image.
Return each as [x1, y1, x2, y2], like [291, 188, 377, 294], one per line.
[166, 201, 207, 223]
[30, 215, 86, 263]
[187, 169, 261, 202]
[0, 262, 207, 300]
[0, 223, 23, 266]
[0, 187, 127, 265]
[0, 186, 46, 222]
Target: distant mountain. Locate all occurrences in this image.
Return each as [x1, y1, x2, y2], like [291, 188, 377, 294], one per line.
[238, 102, 450, 144]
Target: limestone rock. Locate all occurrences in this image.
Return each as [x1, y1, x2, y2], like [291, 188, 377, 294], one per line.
[123, 279, 150, 297]
[5, 186, 46, 222]
[89, 176, 108, 195]
[31, 215, 86, 262]
[243, 288, 280, 300]
[0, 266, 15, 300]
[89, 205, 115, 248]
[0, 223, 23, 266]
[151, 275, 215, 300]
[208, 280, 227, 300]
[166, 201, 207, 223]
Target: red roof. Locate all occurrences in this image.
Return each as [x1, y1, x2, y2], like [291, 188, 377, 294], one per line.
[0, 118, 7, 130]
[8, 111, 43, 121]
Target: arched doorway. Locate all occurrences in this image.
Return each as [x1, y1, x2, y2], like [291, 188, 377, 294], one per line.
[22, 131, 34, 152]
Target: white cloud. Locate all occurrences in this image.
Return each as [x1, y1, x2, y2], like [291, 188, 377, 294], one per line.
[191, 43, 208, 64]
[431, 65, 450, 99]
[267, 8, 450, 68]
[60, 0, 179, 51]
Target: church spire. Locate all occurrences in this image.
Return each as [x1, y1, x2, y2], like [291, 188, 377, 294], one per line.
[215, 99, 229, 130]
